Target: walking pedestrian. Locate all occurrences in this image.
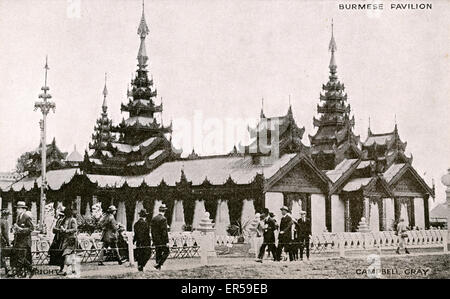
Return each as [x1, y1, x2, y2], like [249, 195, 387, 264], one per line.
[396, 218, 410, 254]
[276, 206, 294, 261]
[98, 205, 123, 265]
[296, 211, 311, 261]
[11, 201, 34, 277]
[49, 207, 66, 274]
[256, 208, 277, 262]
[1, 209, 11, 275]
[133, 209, 151, 271]
[151, 204, 170, 270]
[60, 208, 78, 276]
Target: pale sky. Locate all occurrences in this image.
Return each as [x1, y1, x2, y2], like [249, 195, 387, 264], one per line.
[0, 0, 449, 206]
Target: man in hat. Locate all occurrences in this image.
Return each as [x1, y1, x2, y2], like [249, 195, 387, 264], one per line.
[98, 205, 123, 265]
[151, 204, 170, 270]
[12, 201, 34, 275]
[276, 205, 294, 261]
[49, 207, 66, 273]
[133, 209, 151, 271]
[296, 210, 311, 261]
[1, 209, 11, 274]
[256, 208, 277, 262]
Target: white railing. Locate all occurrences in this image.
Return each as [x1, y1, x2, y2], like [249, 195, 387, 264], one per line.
[310, 229, 448, 254]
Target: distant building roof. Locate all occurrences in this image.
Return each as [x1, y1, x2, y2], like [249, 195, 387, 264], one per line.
[430, 203, 447, 219]
[66, 146, 83, 162]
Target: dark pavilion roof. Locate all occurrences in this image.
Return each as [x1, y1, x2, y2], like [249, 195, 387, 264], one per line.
[240, 105, 308, 157]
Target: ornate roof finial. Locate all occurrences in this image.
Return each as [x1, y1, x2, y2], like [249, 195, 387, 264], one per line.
[137, 0, 150, 68]
[137, 0, 149, 38]
[287, 95, 293, 117]
[368, 116, 372, 136]
[260, 97, 265, 119]
[44, 55, 49, 87]
[328, 19, 337, 70]
[102, 73, 108, 112]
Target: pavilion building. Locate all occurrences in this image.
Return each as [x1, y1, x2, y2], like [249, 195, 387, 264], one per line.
[0, 7, 434, 235]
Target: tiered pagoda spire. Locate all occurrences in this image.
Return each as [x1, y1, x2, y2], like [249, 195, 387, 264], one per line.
[309, 20, 361, 170]
[88, 74, 115, 159]
[362, 123, 412, 172]
[241, 103, 308, 163]
[112, 1, 171, 146]
[85, 2, 180, 175]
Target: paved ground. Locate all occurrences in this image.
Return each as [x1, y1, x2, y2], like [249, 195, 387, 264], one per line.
[22, 251, 449, 279]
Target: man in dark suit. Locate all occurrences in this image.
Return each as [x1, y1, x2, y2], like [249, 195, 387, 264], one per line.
[133, 209, 151, 271]
[12, 201, 34, 276]
[276, 206, 294, 261]
[151, 204, 170, 270]
[256, 208, 277, 262]
[297, 210, 311, 261]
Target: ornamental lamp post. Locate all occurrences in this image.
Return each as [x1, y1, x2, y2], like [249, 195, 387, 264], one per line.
[34, 56, 55, 232]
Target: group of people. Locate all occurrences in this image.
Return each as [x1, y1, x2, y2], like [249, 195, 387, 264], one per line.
[0, 201, 172, 277]
[95, 203, 171, 272]
[255, 206, 311, 263]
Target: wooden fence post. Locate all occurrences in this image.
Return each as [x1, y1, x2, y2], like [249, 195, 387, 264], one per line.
[126, 231, 135, 267]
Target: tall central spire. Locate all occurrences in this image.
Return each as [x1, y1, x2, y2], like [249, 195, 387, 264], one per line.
[102, 72, 108, 113]
[328, 19, 337, 74]
[309, 20, 361, 169]
[137, 0, 150, 68]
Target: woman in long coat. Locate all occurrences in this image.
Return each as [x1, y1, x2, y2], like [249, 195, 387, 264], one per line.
[60, 208, 78, 275]
[49, 207, 65, 273]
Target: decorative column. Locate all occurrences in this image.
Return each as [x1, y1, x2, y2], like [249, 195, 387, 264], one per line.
[133, 201, 144, 228]
[117, 201, 127, 228]
[291, 197, 301, 219]
[344, 197, 351, 232]
[378, 198, 385, 231]
[362, 197, 370, 222]
[84, 202, 91, 218]
[241, 198, 255, 225]
[192, 199, 206, 230]
[170, 200, 185, 232]
[440, 169, 450, 248]
[214, 199, 230, 236]
[7, 201, 13, 228]
[198, 212, 216, 265]
[369, 199, 379, 232]
[331, 194, 345, 232]
[31, 201, 38, 224]
[75, 196, 81, 216]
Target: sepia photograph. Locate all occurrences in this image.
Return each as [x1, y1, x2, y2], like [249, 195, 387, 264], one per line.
[0, 0, 449, 285]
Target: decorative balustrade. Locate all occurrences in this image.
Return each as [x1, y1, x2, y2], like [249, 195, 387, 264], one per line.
[309, 229, 447, 253]
[24, 228, 448, 265]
